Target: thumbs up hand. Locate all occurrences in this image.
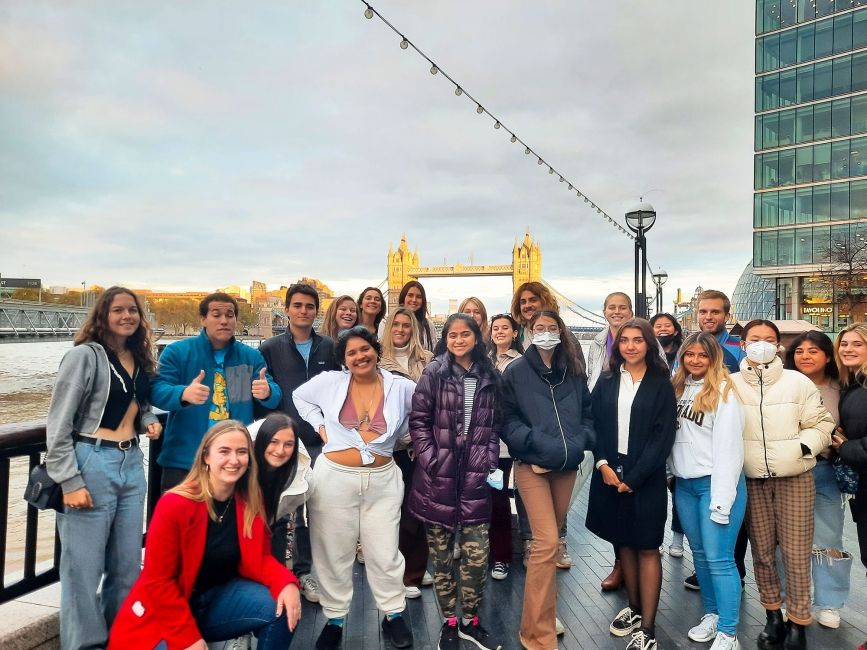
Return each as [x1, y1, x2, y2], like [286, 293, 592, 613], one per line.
[182, 370, 211, 405]
[252, 367, 271, 401]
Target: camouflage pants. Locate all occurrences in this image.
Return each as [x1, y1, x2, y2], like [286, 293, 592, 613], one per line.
[426, 523, 489, 618]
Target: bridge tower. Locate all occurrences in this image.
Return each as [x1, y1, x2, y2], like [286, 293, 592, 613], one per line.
[388, 234, 420, 311]
[512, 230, 542, 293]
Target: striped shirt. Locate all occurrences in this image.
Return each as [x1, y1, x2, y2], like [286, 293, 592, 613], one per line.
[463, 376, 478, 435]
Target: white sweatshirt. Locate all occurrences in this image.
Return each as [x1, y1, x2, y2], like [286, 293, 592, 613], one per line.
[669, 377, 745, 524]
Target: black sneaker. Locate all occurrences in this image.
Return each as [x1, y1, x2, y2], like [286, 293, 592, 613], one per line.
[458, 616, 502, 650]
[609, 606, 642, 637]
[315, 622, 343, 650]
[381, 614, 413, 649]
[684, 572, 700, 591]
[438, 618, 460, 650]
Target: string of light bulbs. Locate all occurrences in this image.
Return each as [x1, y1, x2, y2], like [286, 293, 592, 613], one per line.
[359, 0, 634, 241]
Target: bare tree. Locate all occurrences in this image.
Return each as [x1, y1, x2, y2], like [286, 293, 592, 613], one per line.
[817, 228, 867, 320]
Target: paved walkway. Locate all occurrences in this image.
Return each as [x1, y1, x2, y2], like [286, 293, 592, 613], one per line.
[293, 481, 867, 649]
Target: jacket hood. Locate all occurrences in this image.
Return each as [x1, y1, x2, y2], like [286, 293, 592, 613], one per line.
[247, 419, 312, 518]
[523, 345, 567, 385]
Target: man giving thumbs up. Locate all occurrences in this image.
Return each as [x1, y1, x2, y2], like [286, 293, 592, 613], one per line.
[151, 292, 281, 491]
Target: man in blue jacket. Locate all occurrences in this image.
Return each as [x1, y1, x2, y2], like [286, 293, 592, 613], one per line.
[152, 292, 281, 490]
[697, 289, 746, 373]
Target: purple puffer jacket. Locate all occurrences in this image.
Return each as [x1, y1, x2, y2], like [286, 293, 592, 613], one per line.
[408, 355, 500, 530]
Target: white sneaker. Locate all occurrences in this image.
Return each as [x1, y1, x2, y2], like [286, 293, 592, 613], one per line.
[405, 585, 422, 599]
[688, 613, 719, 642]
[669, 544, 684, 558]
[421, 570, 434, 586]
[299, 574, 320, 603]
[709, 631, 740, 650]
[817, 608, 841, 629]
[625, 630, 657, 650]
[555, 617, 565, 636]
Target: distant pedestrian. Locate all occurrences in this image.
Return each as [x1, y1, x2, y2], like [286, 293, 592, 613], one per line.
[586, 318, 676, 650]
[46, 287, 162, 650]
[410, 313, 502, 650]
[501, 310, 595, 650]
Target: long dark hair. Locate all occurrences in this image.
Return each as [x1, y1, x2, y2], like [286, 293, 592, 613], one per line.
[784, 331, 839, 380]
[609, 318, 669, 377]
[528, 310, 585, 377]
[357, 287, 387, 330]
[398, 280, 433, 347]
[434, 313, 496, 380]
[75, 286, 156, 374]
[253, 413, 299, 523]
[487, 313, 524, 363]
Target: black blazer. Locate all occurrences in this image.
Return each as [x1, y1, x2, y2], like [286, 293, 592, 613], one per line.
[590, 367, 676, 492]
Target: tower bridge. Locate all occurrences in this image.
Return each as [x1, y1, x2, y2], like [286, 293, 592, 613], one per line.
[386, 231, 605, 331]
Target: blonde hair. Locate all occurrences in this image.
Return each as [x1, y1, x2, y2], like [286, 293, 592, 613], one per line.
[380, 307, 427, 362]
[458, 297, 489, 340]
[835, 323, 867, 386]
[170, 420, 264, 538]
[672, 332, 737, 413]
[320, 295, 357, 339]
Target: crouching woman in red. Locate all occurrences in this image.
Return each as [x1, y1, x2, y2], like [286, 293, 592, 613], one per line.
[109, 420, 301, 650]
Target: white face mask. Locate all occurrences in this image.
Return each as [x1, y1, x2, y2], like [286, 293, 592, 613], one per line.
[533, 332, 561, 351]
[745, 340, 778, 364]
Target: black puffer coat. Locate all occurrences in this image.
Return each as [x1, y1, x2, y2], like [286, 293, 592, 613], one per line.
[840, 378, 867, 472]
[408, 355, 500, 530]
[500, 346, 596, 471]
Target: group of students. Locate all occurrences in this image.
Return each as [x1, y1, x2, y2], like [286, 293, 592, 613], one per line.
[42, 281, 867, 650]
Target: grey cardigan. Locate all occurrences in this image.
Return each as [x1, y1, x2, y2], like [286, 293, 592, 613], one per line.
[45, 343, 158, 492]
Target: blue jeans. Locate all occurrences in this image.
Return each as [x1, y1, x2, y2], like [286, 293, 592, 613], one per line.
[811, 461, 852, 608]
[57, 442, 146, 650]
[189, 578, 292, 649]
[675, 474, 747, 635]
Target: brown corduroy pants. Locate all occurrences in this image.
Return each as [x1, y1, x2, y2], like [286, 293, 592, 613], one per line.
[745, 471, 815, 625]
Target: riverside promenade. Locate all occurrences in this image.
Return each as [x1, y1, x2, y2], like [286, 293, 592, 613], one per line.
[3, 465, 867, 649]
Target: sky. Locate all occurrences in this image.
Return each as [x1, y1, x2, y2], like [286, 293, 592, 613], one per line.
[0, 1, 755, 320]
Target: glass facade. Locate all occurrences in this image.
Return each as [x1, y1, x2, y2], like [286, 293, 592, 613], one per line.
[754, 3, 867, 297]
[731, 262, 776, 320]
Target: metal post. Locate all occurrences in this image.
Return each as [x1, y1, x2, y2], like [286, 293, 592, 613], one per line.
[634, 237, 641, 319]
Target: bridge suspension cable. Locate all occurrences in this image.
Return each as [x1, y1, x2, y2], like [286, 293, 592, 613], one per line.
[540, 281, 607, 327]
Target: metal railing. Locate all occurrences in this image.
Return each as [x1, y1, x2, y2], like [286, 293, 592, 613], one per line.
[0, 419, 164, 605]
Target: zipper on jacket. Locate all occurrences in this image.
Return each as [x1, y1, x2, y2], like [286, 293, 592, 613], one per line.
[550, 384, 569, 471]
[757, 370, 772, 478]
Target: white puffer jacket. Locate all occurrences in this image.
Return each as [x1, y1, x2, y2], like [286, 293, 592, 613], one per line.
[730, 356, 834, 479]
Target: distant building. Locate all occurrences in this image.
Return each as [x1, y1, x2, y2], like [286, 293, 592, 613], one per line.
[448, 299, 458, 315]
[732, 262, 776, 322]
[250, 280, 267, 305]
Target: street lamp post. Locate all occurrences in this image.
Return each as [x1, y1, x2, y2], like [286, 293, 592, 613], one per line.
[652, 269, 669, 315]
[625, 203, 657, 319]
[81, 281, 86, 308]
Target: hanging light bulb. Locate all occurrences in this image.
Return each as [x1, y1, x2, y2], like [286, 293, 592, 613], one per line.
[494, 121, 501, 129]
[430, 64, 438, 75]
[400, 38, 409, 49]
[364, 6, 374, 19]
[548, 167, 554, 174]
[559, 176, 564, 182]
[537, 158, 543, 165]
[568, 184, 573, 190]
[476, 104, 484, 114]
[525, 147, 531, 154]
[510, 134, 517, 143]
[455, 87, 463, 96]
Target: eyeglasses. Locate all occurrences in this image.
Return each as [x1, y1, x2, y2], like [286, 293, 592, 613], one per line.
[338, 325, 370, 340]
[531, 326, 560, 334]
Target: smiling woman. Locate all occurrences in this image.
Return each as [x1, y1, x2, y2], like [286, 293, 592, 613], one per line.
[291, 326, 417, 650]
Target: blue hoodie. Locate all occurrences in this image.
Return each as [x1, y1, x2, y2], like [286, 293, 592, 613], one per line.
[151, 331, 281, 470]
[716, 329, 746, 374]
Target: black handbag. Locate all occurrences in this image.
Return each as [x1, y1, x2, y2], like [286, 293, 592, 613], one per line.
[24, 463, 64, 512]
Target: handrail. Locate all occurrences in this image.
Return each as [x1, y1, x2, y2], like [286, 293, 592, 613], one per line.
[0, 419, 164, 605]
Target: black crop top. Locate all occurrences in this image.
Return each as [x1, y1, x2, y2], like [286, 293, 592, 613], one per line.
[99, 350, 150, 430]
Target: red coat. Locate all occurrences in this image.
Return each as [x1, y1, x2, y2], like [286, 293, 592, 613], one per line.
[108, 492, 298, 650]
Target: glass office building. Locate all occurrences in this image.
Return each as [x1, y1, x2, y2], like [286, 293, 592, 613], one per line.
[754, 0, 867, 329]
